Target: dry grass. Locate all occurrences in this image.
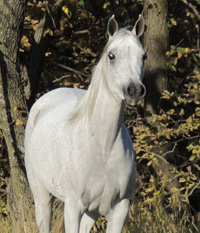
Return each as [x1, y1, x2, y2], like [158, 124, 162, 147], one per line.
[0, 215, 11, 233]
[0, 198, 198, 233]
[123, 199, 186, 233]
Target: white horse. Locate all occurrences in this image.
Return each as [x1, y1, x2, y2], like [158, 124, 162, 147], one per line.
[25, 15, 146, 233]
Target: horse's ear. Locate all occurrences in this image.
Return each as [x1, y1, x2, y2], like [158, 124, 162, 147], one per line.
[132, 14, 145, 37]
[107, 15, 118, 37]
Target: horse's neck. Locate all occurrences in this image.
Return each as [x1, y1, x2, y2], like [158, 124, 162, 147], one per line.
[88, 70, 124, 154]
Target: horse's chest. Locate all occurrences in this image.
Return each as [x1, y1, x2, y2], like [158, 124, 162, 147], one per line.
[79, 157, 134, 215]
[59, 127, 135, 215]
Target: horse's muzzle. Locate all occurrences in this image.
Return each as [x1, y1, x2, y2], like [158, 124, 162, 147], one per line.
[125, 83, 146, 106]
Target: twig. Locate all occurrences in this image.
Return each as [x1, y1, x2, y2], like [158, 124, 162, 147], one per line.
[181, 0, 200, 21]
[53, 62, 81, 74]
[140, 149, 169, 164]
[53, 62, 88, 79]
[188, 181, 200, 197]
[163, 142, 177, 158]
[181, 0, 200, 52]
[72, 29, 89, 35]
[46, 4, 56, 28]
[52, 75, 70, 83]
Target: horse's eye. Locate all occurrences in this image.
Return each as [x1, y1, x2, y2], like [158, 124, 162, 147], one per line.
[143, 53, 147, 61]
[108, 52, 115, 61]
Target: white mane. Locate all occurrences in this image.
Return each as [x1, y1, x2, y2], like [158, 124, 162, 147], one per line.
[69, 54, 107, 123]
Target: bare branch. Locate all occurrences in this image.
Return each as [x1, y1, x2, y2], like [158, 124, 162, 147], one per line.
[181, 0, 200, 21]
[72, 29, 89, 35]
[52, 75, 70, 83]
[53, 62, 88, 78]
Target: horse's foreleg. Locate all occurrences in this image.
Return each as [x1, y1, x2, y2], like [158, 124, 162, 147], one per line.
[34, 191, 52, 233]
[79, 212, 99, 233]
[64, 198, 83, 233]
[106, 198, 130, 233]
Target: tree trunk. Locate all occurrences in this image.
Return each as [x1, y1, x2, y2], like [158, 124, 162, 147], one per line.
[0, 1, 38, 232]
[142, 0, 190, 220]
[143, 0, 169, 113]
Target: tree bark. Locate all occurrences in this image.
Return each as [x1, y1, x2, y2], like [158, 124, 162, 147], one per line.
[143, 0, 169, 113]
[142, 0, 190, 219]
[0, 1, 37, 232]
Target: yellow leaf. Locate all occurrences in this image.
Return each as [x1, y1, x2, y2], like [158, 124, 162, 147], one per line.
[25, 15, 31, 22]
[179, 177, 186, 183]
[186, 12, 191, 17]
[103, 2, 110, 9]
[62, 6, 69, 15]
[171, 187, 180, 193]
[37, 1, 48, 9]
[135, 148, 141, 154]
[55, 0, 62, 6]
[147, 160, 152, 167]
[146, 186, 154, 193]
[43, 28, 53, 37]
[185, 47, 190, 53]
[73, 83, 80, 88]
[189, 155, 196, 161]
[180, 109, 184, 116]
[169, 109, 175, 115]
[37, 1, 45, 8]
[171, 18, 177, 26]
[193, 83, 198, 90]
[21, 35, 31, 49]
[152, 157, 159, 165]
[45, 51, 52, 57]
[177, 51, 183, 59]
[165, 51, 171, 57]
[13, 105, 17, 114]
[27, 1, 34, 6]
[16, 119, 24, 126]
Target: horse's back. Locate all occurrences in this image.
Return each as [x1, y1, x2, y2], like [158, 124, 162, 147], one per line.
[27, 88, 85, 130]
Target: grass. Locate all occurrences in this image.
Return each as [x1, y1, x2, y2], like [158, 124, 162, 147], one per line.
[0, 215, 11, 233]
[0, 197, 198, 233]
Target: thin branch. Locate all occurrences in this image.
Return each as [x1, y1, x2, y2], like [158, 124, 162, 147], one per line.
[181, 0, 200, 21]
[140, 149, 169, 164]
[52, 74, 70, 83]
[53, 62, 88, 79]
[188, 181, 200, 197]
[72, 29, 89, 35]
[54, 63, 79, 73]
[163, 142, 177, 158]
[46, 4, 56, 28]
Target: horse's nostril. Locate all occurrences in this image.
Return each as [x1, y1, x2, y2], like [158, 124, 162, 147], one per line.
[127, 85, 135, 97]
[127, 84, 146, 98]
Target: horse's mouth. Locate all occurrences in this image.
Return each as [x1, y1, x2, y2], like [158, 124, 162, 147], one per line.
[125, 96, 144, 107]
